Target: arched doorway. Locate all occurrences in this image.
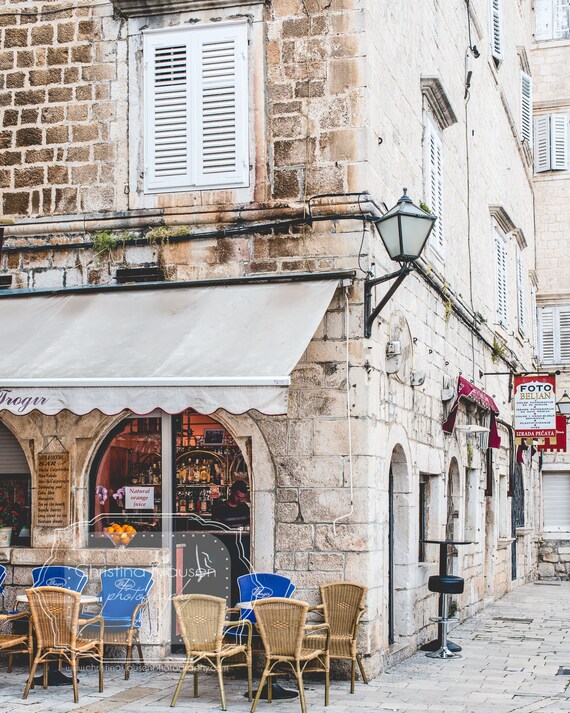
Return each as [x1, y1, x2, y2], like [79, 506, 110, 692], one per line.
[446, 458, 462, 572]
[0, 421, 31, 546]
[388, 444, 412, 645]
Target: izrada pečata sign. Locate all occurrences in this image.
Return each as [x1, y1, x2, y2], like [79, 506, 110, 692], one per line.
[514, 374, 556, 438]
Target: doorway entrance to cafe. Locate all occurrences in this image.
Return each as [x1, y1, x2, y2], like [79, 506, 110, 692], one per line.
[88, 408, 252, 652]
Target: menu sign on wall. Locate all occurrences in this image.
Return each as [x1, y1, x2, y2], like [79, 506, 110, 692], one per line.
[514, 374, 556, 438]
[125, 486, 154, 510]
[36, 452, 70, 528]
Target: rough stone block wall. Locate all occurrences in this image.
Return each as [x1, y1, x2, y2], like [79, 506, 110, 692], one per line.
[0, 2, 125, 216]
[538, 539, 570, 580]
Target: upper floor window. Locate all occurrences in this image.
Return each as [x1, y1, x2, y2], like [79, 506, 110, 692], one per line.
[516, 247, 527, 337]
[494, 227, 508, 328]
[534, 114, 568, 172]
[143, 22, 249, 194]
[538, 305, 570, 364]
[535, 0, 570, 41]
[491, 0, 504, 63]
[520, 72, 533, 146]
[423, 115, 444, 258]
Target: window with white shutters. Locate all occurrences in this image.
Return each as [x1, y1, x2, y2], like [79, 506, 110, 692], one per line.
[494, 228, 508, 327]
[535, 0, 570, 41]
[491, 0, 503, 62]
[543, 472, 570, 531]
[520, 72, 532, 146]
[534, 114, 568, 172]
[531, 287, 538, 357]
[539, 305, 570, 363]
[143, 22, 249, 193]
[424, 116, 444, 258]
[516, 247, 527, 337]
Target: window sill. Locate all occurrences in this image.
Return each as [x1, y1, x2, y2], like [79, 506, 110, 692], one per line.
[111, 0, 260, 18]
[515, 527, 534, 537]
[497, 537, 515, 549]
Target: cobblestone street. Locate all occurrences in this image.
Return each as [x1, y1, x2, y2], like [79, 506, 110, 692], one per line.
[1, 581, 569, 713]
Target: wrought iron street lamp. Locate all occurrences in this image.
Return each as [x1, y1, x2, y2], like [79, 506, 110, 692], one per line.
[364, 189, 437, 337]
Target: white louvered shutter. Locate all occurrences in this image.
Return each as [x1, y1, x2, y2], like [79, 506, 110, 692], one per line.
[516, 248, 527, 337]
[491, 0, 503, 61]
[144, 22, 249, 193]
[535, 0, 554, 40]
[425, 117, 444, 257]
[559, 307, 570, 362]
[195, 27, 249, 187]
[531, 288, 538, 357]
[494, 229, 508, 327]
[554, 0, 570, 39]
[550, 114, 568, 170]
[539, 307, 555, 363]
[521, 72, 532, 146]
[534, 116, 551, 172]
[543, 472, 570, 530]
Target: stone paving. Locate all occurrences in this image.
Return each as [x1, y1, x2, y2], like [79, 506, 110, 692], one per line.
[1, 581, 570, 713]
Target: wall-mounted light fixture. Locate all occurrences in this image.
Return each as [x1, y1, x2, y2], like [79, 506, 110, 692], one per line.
[364, 189, 437, 337]
[557, 391, 570, 417]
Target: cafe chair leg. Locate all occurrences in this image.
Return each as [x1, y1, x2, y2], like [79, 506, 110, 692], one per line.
[71, 654, 79, 704]
[325, 656, 330, 706]
[251, 668, 269, 713]
[170, 661, 189, 707]
[350, 659, 356, 694]
[136, 639, 145, 670]
[247, 654, 253, 702]
[7, 653, 12, 672]
[23, 657, 39, 699]
[294, 663, 307, 713]
[194, 669, 198, 697]
[356, 654, 368, 684]
[125, 643, 133, 680]
[43, 661, 48, 689]
[216, 660, 227, 711]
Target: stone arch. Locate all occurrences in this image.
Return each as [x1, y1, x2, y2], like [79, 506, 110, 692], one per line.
[81, 409, 276, 571]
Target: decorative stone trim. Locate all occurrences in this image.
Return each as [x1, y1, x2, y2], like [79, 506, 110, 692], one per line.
[489, 205, 516, 235]
[110, 0, 264, 18]
[420, 77, 458, 131]
[512, 227, 527, 250]
[517, 47, 531, 76]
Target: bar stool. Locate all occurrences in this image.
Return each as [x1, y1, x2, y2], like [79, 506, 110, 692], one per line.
[426, 575, 464, 660]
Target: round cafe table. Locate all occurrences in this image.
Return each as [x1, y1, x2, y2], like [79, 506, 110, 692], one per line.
[16, 593, 100, 686]
[419, 539, 474, 653]
[236, 601, 298, 701]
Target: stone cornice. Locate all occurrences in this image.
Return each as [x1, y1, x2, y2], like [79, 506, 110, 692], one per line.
[489, 205, 516, 235]
[110, 0, 265, 18]
[420, 77, 458, 131]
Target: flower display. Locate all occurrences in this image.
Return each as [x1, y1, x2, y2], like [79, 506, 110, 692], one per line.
[0, 489, 19, 529]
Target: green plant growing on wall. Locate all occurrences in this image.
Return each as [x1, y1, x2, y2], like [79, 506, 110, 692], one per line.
[491, 338, 506, 364]
[419, 201, 432, 214]
[444, 296, 453, 322]
[92, 230, 119, 256]
[475, 311, 487, 324]
[147, 225, 189, 245]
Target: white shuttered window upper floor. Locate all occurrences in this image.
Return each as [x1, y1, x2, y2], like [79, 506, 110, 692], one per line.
[143, 22, 249, 193]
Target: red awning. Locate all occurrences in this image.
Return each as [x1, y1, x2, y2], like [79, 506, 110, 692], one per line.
[537, 414, 567, 453]
[442, 376, 501, 448]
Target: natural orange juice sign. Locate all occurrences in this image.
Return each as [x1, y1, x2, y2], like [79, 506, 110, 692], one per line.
[514, 374, 556, 438]
[125, 486, 154, 510]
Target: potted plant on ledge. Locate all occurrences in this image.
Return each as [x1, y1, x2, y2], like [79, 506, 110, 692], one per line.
[0, 490, 19, 547]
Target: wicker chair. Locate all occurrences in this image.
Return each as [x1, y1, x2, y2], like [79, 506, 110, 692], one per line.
[171, 593, 252, 711]
[251, 598, 329, 713]
[0, 610, 33, 673]
[310, 582, 367, 694]
[22, 587, 104, 704]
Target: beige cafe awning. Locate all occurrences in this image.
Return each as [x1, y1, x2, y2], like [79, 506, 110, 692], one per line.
[0, 275, 345, 416]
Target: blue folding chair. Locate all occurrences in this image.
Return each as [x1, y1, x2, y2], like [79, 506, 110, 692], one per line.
[237, 573, 295, 624]
[31, 566, 87, 592]
[80, 568, 154, 680]
[0, 565, 6, 611]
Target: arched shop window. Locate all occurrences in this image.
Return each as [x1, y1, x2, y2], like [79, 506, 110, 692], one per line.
[89, 416, 162, 547]
[0, 422, 31, 546]
[89, 410, 250, 548]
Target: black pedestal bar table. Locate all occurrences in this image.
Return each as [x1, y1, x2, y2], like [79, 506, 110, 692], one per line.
[419, 539, 473, 654]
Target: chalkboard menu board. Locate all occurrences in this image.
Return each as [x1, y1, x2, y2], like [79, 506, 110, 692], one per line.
[36, 452, 70, 528]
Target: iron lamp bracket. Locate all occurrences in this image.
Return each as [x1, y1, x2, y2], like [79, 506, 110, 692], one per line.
[364, 263, 413, 338]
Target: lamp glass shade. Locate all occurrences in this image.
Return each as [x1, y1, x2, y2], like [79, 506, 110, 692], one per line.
[557, 392, 570, 416]
[375, 191, 437, 262]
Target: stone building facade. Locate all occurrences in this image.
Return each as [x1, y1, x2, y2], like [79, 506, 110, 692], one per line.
[532, 0, 570, 579]
[0, 0, 543, 673]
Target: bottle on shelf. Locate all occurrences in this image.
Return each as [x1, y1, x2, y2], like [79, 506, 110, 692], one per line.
[187, 495, 195, 513]
[179, 494, 187, 514]
[200, 460, 209, 484]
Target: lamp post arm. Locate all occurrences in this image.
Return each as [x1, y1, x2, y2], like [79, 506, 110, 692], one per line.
[364, 264, 412, 338]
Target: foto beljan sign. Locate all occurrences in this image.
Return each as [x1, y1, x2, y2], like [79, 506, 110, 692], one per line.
[514, 374, 556, 439]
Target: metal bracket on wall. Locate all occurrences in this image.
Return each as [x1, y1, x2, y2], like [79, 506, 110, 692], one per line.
[364, 263, 412, 338]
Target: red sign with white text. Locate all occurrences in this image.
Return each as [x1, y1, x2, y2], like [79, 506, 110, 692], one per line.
[514, 374, 556, 438]
[537, 415, 567, 452]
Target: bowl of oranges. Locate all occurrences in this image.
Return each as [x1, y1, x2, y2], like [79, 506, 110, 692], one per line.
[105, 523, 137, 548]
